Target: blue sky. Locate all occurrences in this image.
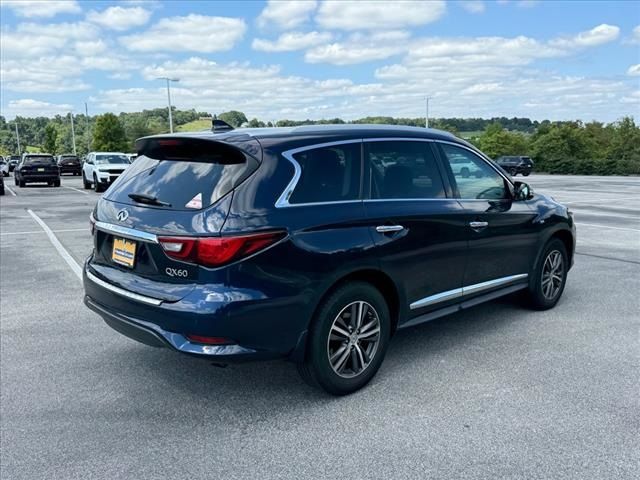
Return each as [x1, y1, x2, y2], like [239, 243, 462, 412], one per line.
[1, 0, 639, 122]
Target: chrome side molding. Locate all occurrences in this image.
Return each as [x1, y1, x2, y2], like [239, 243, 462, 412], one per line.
[410, 273, 529, 310]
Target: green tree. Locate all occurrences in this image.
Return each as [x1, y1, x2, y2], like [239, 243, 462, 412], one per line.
[92, 113, 128, 151]
[218, 110, 248, 128]
[476, 122, 529, 158]
[248, 118, 266, 128]
[43, 123, 58, 154]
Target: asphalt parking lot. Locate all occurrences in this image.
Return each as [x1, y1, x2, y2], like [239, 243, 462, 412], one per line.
[1, 173, 638, 479]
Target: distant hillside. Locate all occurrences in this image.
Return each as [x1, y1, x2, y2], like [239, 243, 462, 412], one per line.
[176, 119, 212, 132]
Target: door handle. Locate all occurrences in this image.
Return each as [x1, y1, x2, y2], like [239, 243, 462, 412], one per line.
[376, 225, 404, 233]
[469, 221, 489, 231]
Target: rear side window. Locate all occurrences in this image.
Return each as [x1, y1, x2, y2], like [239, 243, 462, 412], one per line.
[105, 140, 258, 211]
[288, 142, 361, 204]
[367, 141, 446, 199]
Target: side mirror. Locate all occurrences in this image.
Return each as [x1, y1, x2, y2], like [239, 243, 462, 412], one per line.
[514, 181, 534, 201]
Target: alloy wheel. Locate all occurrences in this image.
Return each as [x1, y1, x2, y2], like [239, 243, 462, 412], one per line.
[327, 301, 381, 379]
[541, 250, 564, 300]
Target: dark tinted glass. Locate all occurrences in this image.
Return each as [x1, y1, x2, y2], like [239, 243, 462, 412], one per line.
[105, 147, 257, 211]
[24, 155, 55, 164]
[289, 143, 361, 204]
[441, 144, 507, 200]
[368, 141, 445, 199]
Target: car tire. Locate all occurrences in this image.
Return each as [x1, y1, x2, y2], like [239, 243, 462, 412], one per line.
[54, 179, 61, 187]
[523, 171, 530, 177]
[82, 172, 91, 189]
[297, 282, 391, 395]
[19, 179, 25, 187]
[93, 175, 104, 193]
[525, 238, 568, 311]
[14, 176, 18, 186]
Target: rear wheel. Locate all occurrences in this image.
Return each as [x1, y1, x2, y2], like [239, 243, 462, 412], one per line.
[19, 179, 25, 187]
[523, 171, 530, 177]
[14, 176, 18, 186]
[54, 179, 61, 187]
[82, 172, 91, 189]
[525, 238, 568, 310]
[298, 282, 390, 395]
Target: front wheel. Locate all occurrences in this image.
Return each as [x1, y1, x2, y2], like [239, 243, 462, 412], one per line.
[82, 172, 91, 189]
[94, 175, 105, 193]
[525, 238, 568, 310]
[522, 171, 530, 177]
[54, 179, 61, 187]
[298, 282, 391, 395]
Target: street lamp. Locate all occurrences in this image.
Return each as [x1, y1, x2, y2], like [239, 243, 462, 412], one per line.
[69, 112, 77, 155]
[157, 77, 179, 133]
[425, 96, 432, 129]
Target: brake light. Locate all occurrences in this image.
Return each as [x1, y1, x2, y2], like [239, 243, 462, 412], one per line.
[158, 231, 286, 267]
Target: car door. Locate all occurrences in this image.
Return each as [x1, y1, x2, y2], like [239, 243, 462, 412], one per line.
[362, 139, 468, 323]
[436, 142, 539, 291]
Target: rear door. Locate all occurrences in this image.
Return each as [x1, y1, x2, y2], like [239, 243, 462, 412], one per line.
[437, 142, 538, 291]
[362, 139, 468, 321]
[90, 137, 260, 300]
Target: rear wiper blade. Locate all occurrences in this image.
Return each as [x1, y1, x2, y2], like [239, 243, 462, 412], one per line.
[128, 192, 172, 207]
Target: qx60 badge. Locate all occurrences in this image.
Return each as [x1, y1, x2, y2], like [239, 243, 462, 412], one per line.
[117, 209, 129, 222]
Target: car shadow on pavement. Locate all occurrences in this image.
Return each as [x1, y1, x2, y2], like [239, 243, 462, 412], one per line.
[102, 293, 529, 412]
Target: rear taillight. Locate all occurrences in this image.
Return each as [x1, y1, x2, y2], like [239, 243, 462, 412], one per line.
[158, 231, 286, 268]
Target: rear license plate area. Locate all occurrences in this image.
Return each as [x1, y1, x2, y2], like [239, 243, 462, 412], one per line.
[112, 237, 137, 268]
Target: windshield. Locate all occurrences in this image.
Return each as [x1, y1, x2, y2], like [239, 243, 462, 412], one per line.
[96, 154, 130, 165]
[24, 156, 55, 165]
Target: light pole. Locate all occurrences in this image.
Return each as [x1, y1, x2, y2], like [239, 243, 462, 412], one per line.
[14, 121, 21, 155]
[157, 77, 179, 133]
[425, 96, 432, 129]
[85, 102, 91, 152]
[69, 112, 77, 155]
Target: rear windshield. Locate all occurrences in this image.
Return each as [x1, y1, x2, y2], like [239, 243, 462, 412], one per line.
[105, 141, 258, 211]
[96, 154, 130, 164]
[24, 156, 55, 164]
[60, 156, 79, 162]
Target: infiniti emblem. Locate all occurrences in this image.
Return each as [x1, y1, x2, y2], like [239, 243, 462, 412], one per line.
[117, 209, 129, 222]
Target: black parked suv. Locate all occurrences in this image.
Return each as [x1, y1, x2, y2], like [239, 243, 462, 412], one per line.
[8, 156, 21, 172]
[14, 153, 60, 187]
[83, 125, 575, 395]
[57, 154, 81, 176]
[496, 156, 534, 176]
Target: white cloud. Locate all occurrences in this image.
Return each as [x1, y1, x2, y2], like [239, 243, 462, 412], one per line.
[1, 21, 95, 58]
[1, 56, 90, 92]
[549, 24, 620, 49]
[257, 0, 317, 30]
[1, 0, 81, 18]
[5, 99, 74, 117]
[305, 31, 410, 65]
[120, 14, 246, 52]
[86, 6, 152, 31]
[628, 64, 640, 77]
[460, 1, 486, 14]
[315, 0, 446, 30]
[73, 40, 108, 56]
[252, 31, 332, 52]
[108, 72, 133, 80]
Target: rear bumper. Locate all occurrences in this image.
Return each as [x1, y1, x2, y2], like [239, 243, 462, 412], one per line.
[20, 175, 59, 182]
[82, 260, 307, 362]
[84, 295, 262, 359]
[60, 166, 81, 174]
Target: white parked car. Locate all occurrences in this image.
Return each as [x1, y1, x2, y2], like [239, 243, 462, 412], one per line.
[82, 152, 131, 193]
[0, 157, 9, 177]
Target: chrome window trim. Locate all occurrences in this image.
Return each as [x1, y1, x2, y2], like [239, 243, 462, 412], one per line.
[86, 270, 163, 306]
[95, 221, 158, 244]
[364, 137, 435, 143]
[275, 139, 363, 208]
[363, 198, 452, 203]
[435, 140, 515, 191]
[410, 273, 529, 310]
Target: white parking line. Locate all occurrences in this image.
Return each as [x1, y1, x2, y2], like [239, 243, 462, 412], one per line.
[27, 209, 82, 282]
[0, 227, 87, 236]
[576, 222, 640, 233]
[563, 197, 639, 205]
[63, 186, 89, 195]
[4, 185, 17, 196]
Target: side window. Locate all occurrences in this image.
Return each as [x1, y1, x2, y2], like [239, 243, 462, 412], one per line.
[367, 141, 445, 200]
[440, 144, 508, 200]
[288, 142, 361, 204]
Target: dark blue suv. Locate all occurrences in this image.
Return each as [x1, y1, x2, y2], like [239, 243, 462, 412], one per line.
[83, 124, 575, 395]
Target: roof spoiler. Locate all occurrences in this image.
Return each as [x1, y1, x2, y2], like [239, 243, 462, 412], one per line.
[211, 116, 234, 133]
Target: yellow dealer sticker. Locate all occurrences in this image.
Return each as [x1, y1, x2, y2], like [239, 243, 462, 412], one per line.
[112, 237, 136, 268]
